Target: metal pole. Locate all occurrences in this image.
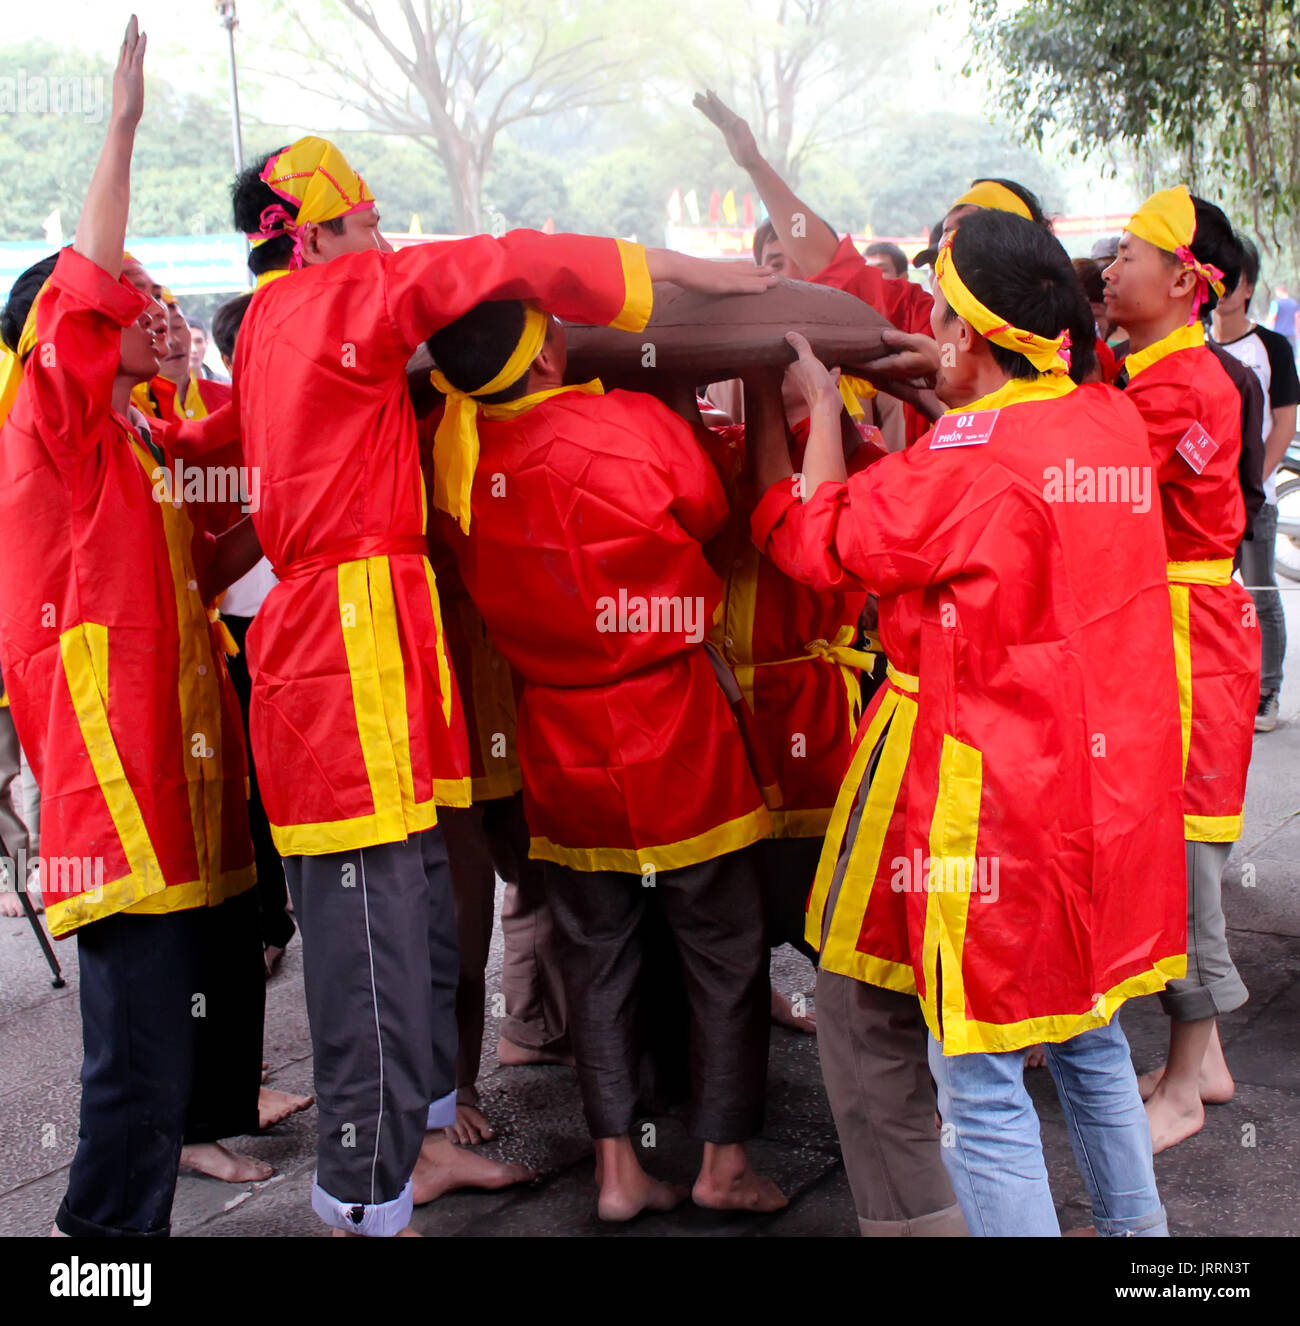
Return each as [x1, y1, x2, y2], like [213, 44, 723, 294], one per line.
[218, 2, 244, 175]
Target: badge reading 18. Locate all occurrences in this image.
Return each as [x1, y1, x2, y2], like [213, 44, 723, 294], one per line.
[1175, 422, 1219, 475]
[930, 409, 1000, 449]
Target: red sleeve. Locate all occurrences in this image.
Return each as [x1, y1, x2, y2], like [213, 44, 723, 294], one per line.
[26, 248, 149, 465]
[380, 231, 652, 357]
[809, 236, 935, 337]
[637, 395, 729, 543]
[167, 400, 240, 459]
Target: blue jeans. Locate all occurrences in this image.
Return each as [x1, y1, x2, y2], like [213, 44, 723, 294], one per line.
[928, 1020, 1167, 1237]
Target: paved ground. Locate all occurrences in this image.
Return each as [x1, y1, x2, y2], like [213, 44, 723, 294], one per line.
[2, 595, 1298, 1239]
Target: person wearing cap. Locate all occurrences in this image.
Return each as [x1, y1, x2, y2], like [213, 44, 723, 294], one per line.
[766, 208, 1186, 1236]
[425, 301, 786, 1223]
[1103, 186, 1260, 1154]
[225, 133, 777, 1236]
[0, 19, 267, 1237]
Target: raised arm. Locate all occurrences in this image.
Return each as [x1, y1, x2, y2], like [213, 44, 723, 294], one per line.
[694, 90, 839, 276]
[74, 16, 146, 278]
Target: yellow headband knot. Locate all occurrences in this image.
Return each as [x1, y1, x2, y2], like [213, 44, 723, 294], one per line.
[951, 181, 1033, 222]
[429, 305, 550, 534]
[1125, 184, 1225, 324]
[935, 237, 1071, 376]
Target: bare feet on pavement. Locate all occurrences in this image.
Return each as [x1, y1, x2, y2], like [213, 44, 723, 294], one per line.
[179, 1142, 273, 1182]
[770, 987, 816, 1033]
[1138, 1026, 1235, 1105]
[692, 1142, 788, 1213]
[446, 1103, 495, 1145]
[1024, 1045, 1046, 1069]
[593, 1136, 688, 1222]
[259, 1086, 314, 1129]
[411, 1132, 535, 1205]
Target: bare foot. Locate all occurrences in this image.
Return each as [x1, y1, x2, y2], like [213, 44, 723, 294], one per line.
[1063, 1225, 1097, 1237]
[1139, 1040, 1235, 1106]
[0, 892, 24, 918]
[1024, 1045, 1046, 1069]
[592, 1136, 688, 1222]
[770, 987, 816, 1034]
[446, 1103, 495, 1145]
[496, 1035, 574, 1067]
[693, 1142, 788, 1214]
[49, 1222, 68, 1237]
[411, 1133, 535, 1205]
[264, 944, 285, 979]
[259, 1086, 314, 1129]
[1144, 1084, 1205, 1155]
[179, 1142, 273, 1183]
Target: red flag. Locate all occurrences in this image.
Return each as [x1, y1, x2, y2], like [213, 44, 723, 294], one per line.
[708, 189, 721, 225]
[742, 192, 755, 227]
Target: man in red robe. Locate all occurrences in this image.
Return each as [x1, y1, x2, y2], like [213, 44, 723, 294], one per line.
[224, 134, 776, 1235]
[774, 209, 1186, 1236]
[426, 301, 787, 1222]
[0, 20, 265, 1237]
[1103, 186, 1260, 1153]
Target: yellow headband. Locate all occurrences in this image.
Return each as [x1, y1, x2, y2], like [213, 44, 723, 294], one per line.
[253, 136, 376, 267]
[951, 181, 1033, 222]
[429, 305, 550, 534]
[935, 237, 1070, 376]
[1125, 184, 1225, 323]
[0, 279, 49, 431]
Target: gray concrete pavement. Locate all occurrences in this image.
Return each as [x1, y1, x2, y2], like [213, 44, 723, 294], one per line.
[2, 594, 1297, 1238]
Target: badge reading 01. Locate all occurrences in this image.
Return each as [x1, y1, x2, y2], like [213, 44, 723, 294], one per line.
[930, 409, 1000, 450]
[1175, 421, 1219, 475]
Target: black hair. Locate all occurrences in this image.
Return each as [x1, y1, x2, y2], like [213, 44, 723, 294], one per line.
[752, 218, 778, 264]
[189, 319, 208, 336]
[865, 241, 908, 278]
[943, 209, 1096, 384]
[1, 251, 60, 354]
[231, 150, 346, 277]
[211, 292, 254, 362]
[426, 300, 532, 404]
[1072, 256, 1105, 304]
[966, 178, 1052, 232]
[1171, 196, 1241, 315]
[1235, 233, 1260, 292]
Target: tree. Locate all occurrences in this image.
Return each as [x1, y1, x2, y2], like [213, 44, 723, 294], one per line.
[967, 0, 1300, 270]
[268, 0, 633, 235]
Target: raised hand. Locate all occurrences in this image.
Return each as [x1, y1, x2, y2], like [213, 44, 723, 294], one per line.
[112, 14, 147, 128]
[692, 90, 763, 171]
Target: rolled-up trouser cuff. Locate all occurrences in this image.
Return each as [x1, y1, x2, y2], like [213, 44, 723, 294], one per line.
[1096, 1204, 1169, 1237]
[1158, 970, 1249, 1022]
[858, 1202, 968, 1237]
[311, 1176, 413, 1237]
[426, 1090, 458, 1131]
[54, 1195, 169, 1239]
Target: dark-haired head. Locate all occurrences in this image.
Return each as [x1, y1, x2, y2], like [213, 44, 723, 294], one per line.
[943, 179, 1052, 248]
[211, 292, 254, 366]
[1175, 196, 1240, 315]
[865, 241, 908, 279]
[939, 208, 1096, 385]
[426, 300, 534, 404]
[2, 252, 60, 354]
[232, 151, 345, 277]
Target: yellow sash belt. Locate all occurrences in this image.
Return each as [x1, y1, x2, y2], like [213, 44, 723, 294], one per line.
[1166, 559, 1232, 586]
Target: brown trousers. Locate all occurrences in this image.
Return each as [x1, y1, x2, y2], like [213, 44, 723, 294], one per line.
[542, 846, 768, 1142]
[814, 735, 966, 1236]
[441, 793, 567, 1106]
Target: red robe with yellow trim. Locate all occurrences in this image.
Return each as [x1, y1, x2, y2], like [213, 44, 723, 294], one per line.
[0, 249, 253, 937]
[231, 232, 652, 856]
[791, 379, 1187, 1053]
[809, 236, 935, 445]
[136, 376, 245, 534]
[1122, 333, 1260, 841]
[452, 387, 769, 873]
[704, 417, 879, 838]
